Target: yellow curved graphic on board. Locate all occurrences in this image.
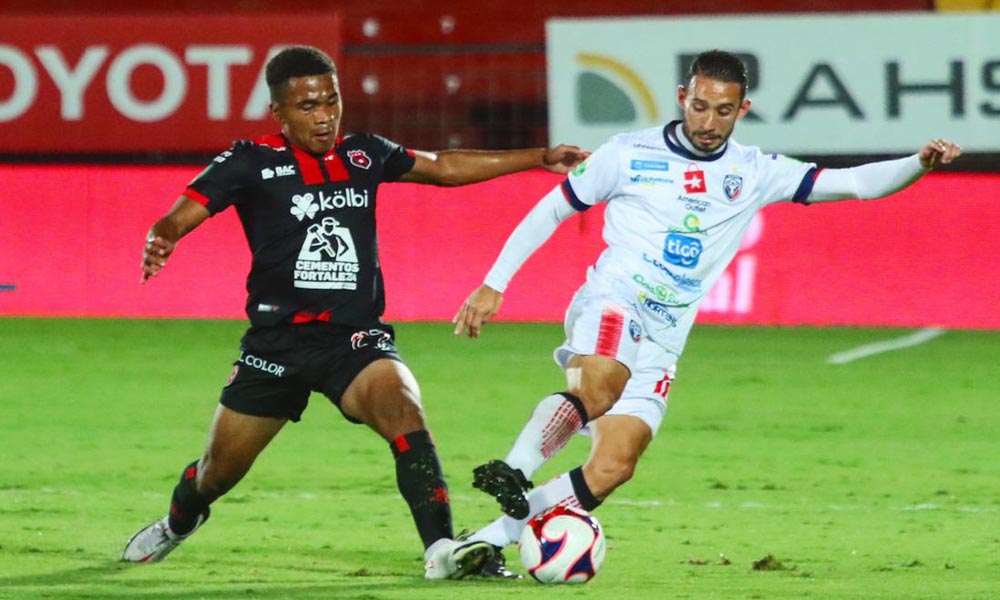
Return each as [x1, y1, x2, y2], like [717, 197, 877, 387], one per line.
[576, 53, 659, 122]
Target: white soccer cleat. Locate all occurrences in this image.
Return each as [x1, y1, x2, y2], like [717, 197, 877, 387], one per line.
[121, 512, 208, 563]
[423, 537, 495, 580]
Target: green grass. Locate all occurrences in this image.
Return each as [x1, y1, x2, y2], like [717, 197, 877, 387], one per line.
[0, 318, 997, 599]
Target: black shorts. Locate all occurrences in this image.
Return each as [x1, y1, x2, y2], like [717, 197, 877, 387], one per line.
[219, 321, 402, 423]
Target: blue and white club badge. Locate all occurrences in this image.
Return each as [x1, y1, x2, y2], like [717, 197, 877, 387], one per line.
[723, 174, 743, 201]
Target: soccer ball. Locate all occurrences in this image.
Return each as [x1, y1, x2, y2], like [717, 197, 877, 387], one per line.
[518, 505, 606, 583]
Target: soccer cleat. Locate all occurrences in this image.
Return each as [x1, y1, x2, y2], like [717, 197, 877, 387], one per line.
[121, 510, 209, 563]
[475, 547, 523, 579]
[423, 538, 495, 580]
[473, 460, 533, 519]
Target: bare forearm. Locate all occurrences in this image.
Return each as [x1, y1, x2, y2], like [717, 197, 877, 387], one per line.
[402, 144, 588, 186]
[148, 196, 210, 241]
[424, 149, 548, 186]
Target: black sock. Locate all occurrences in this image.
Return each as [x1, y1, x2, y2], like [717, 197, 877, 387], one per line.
[569, 466, 602, 512]
[167, 460, 210, 535]
[390, 430, 453, 549]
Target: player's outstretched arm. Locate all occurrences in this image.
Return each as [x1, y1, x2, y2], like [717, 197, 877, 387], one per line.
[809, 138, 962, 203]
[400, 145, 590, 186]
[453, 284, 503, 338]
[141, 197, 210, 283]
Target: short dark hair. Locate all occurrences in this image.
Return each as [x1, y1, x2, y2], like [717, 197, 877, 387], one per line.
[265, 46, 337, 100]
[688, 50, 748, 99]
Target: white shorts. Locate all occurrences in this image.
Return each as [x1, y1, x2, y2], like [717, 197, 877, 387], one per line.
[553, 287, 678, 436]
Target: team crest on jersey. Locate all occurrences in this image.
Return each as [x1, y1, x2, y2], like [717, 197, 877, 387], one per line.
[723, 174, 743, 201]
[628, 320, 642, 342]
[347, 150, 372, 169]
[683, 164, 707, 194]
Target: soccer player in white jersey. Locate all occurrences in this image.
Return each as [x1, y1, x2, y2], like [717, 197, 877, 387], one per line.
[450, 50, 962, 576]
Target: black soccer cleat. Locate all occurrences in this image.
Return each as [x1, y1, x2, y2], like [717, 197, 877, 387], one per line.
[472, 460, 533, 519]
[475, 547, 523, 579]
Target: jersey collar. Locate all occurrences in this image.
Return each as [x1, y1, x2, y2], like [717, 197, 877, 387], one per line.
[662, 120, 728, 162]
[282, 133, 344, 160]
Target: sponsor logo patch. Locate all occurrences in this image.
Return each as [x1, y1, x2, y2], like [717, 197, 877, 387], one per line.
[629, 174, 674, 185]
[630, 159, 670, 172]
[238, 352, 286, 377]
[294, 217, 360, 290]
[663, 233, 703, 269]
[261, 165, 296, 180]
[640, 296, 679, 327]
[642, 253, 702, 291]
[289, 189, 370, 222]
[683, 164, 707, 194]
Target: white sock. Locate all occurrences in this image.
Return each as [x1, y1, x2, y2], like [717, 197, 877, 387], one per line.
[504, 393, 588, 479]
[470, 472, 581, 547]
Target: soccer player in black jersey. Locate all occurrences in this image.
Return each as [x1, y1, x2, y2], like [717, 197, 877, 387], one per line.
[121, 45, 588, 580]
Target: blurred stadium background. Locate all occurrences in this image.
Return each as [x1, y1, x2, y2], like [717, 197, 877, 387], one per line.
[0, 0, 997, 328]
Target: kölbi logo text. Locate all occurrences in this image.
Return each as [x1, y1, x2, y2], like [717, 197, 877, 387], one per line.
[289, 189, 370, 221]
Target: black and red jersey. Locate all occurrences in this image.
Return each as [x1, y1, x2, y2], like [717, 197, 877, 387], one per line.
[186, 132, 416, 327]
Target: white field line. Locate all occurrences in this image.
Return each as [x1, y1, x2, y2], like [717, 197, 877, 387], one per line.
[826, 327, 946, 365]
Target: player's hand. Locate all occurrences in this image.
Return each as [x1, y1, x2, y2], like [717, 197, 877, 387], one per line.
[919, 139, 962, 169]
[141, 234, 176, 283]
[453, 284, 503, 338]
[542, 145, 590, 174]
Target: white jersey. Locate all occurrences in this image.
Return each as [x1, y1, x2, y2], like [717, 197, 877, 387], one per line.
[564, 121, 817, 357]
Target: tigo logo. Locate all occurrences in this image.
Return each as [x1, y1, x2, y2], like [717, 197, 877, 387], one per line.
[663, 233, 702, 268]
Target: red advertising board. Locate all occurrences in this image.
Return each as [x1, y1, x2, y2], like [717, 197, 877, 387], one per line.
[0, 14, 340, 152]
[0, 166, 997, 330]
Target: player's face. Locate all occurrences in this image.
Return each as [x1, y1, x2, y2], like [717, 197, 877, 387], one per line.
[677, 75, 750, 153]
[271, 73, 342, 155]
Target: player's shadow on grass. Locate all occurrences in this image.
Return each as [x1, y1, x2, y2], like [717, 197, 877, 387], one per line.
[0, 559, 509, 598]
[0, 561, 127, 591]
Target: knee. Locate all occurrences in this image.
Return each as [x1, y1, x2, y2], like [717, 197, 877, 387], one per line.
[372, 395, 426, 440]
[576, 386, 622, 419]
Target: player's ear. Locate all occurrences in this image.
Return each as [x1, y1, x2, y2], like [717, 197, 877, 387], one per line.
[737, 98, 751, 120]
[269, 101, 283, 124]
[676, 85, 688, 110]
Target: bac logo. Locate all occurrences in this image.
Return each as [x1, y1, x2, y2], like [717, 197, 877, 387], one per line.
[683, 164, 707, 194]
[663, 233, 702, 269]
[261, 165, 295, 180]
[347, 150, 372, 170]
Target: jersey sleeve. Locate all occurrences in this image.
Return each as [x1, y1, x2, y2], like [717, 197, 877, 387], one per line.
[367, 134, 416, 182]
[754, 151, 819, 206]
[185, 142, 255, 215]
[561, 139, 624, 211]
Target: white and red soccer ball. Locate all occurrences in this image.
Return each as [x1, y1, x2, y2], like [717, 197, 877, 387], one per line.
[518, 505, 606, 584]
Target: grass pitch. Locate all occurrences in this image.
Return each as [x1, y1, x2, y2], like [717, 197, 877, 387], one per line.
[0, 318, 997, 599]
